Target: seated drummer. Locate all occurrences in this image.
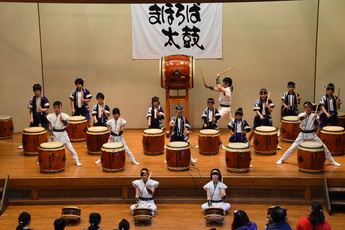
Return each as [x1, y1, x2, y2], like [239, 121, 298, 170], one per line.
[201, 98, 221, 130]
[130, 168, 159, 216]
[169, 105, 197, 163]
[316, 83, 342, 135]
[201, 169, 231, 215]
[227, 108, 251, 143]
[276, 101, 341, 166]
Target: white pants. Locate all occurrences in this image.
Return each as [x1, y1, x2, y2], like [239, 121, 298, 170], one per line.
[130, 200, 157, 211]
[109, 135, 137, 162]
[218, 106, 233, 122]
[52, 131, 79, 163]
[280, 132, 335, 163]
[201, 201, 231, 212]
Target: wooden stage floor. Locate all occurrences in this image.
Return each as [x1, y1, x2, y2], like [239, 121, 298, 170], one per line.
[1, 129, 344, 180]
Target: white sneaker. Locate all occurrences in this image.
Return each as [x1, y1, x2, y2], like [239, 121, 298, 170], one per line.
[94, 159, 101, 164]
[330, 161, 341, 166]
[221, 144, 226, 150]
[194, 145, 198, 149]
[277, 129, 281, 137]
[131, 160, 140, 165]
[276, 159, 283, 165]
[18, 145, 23, 149]
[151, 211, 155, 217]
[164, 160, 166, 163]
[277, 145, 282, 150]
[76, 161, 82, 167]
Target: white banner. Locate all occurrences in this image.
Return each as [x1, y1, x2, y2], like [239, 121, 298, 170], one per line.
[131, 3, 222, 59]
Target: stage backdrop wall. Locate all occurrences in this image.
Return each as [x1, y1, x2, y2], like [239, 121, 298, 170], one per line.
[0, 0, 344, 133]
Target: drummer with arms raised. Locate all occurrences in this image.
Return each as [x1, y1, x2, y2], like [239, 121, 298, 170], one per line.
[201, 169, 231, 215]
[276, 101, 341, 166]
[130, 168, 159, 216]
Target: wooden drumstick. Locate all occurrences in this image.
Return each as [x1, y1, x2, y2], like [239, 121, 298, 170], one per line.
[219, 66, 235, 76]
[338, 88, 341, 99]
[103, 96, 106, 108]
[267, 92, 271, 100]
[315, 103, 319, 114]
[200, 70, 207, 88]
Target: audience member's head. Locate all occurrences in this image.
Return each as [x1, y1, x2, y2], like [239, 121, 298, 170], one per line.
[54, 218, 66, 230]
[16, 212, 31, 230]
[270, 206, 287, 223]
[86, 213, 101, 230]
[232, 210, 251, 230]
[118, 218, 130, 230]
[309, 201, 325, 227]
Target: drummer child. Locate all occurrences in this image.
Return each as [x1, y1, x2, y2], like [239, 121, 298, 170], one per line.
[247, 88, 277, 144]
[276, 101, 341, 166]
[227, 108, 251, 143]
[147, 96, 165, 130]
[169, 105, 197, 163]
[92, 92, 110, 127]
[201, 98, 221, 130]
[27, 83, 50, 130]
[95, 107, 140, 165]
[69, 78, 92, 127]
[316, 83, 342, 135]
[47, 101, 82, 166]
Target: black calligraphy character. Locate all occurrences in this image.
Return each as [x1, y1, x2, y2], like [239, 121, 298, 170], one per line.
[189, 3, 201, 24]
[148, 4, 164, 25]
[175, 3, 186, 26]
[162, 27, 181, 49]
[182, 26, 204, 50]
[164, 3, 175, 25]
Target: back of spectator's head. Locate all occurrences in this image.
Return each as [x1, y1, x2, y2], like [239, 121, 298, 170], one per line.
[270, 206, 287, 223]
[118, 218, 130, 230]
[54, 218, 66, 230]
[16, 212, 31, 230]
[232, 210, 250, 230]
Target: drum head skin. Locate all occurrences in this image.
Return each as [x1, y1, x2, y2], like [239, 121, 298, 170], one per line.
[23, 127, 45, 133]
[144, 129, 163, 135]
[102, 142, 124, 149]
[0, 115, 11, 120]
[255, 126, 276, 132]
[87, 126, 108, 133]
[282, 116, 299, 122]
[322, 126, 344, 132]
[199, 129, 219, 135]
[299, 141, 323, 149]
[69, 116, 86, 122]
[40, 142, 64, 149]
[167, 141, 189, 149]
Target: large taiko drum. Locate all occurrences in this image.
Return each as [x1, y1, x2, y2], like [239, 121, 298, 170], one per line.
[160, 55, 194, 89]
[320, 126, 345, 156]
[38, 142, 66, 173]
[22, 127, 47, 155]
[297, 141, 325, 173]
[225, 143, 251, 173]
[101, 142, 126, 172]
[86, 126, 109, 155]
[198, 129, 220, 155]
[142, 129, 164, 155]
[253, 126, 278, 155]
[280, 116, 301, 142]
[0, 115, 13, 139]
[338, 112, 345, 128]
[61, 206, 81, 222]
[166, 141, 191, 171]
[66, 116, 87, 142]
[204, 207, 224, 224]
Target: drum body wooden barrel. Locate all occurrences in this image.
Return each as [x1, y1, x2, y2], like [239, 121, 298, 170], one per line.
[297, 141, 325, 173]
[337, 112, 345, 128]
[142, 129, 164, 155]
[198, 129, 220, 155]
[160, 55, 194, 89]
[101, 142, 126, 172]
[22, 127, 47, 155]
[0, 115, 13, 139]
[166, 141, 191, 171]
[86, 126, 109, 155]
[66, 116, 87, 142]
[38, 142, 66, 173]
[319, 126, 345, 156]
[204, 207, 224, 224]
[253, 126, 278, 155]
[280, 116, 301, 142]
[225, 143, 251, 172]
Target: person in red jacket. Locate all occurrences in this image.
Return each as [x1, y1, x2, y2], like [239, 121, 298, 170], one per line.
[296, 202, 331, 230]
